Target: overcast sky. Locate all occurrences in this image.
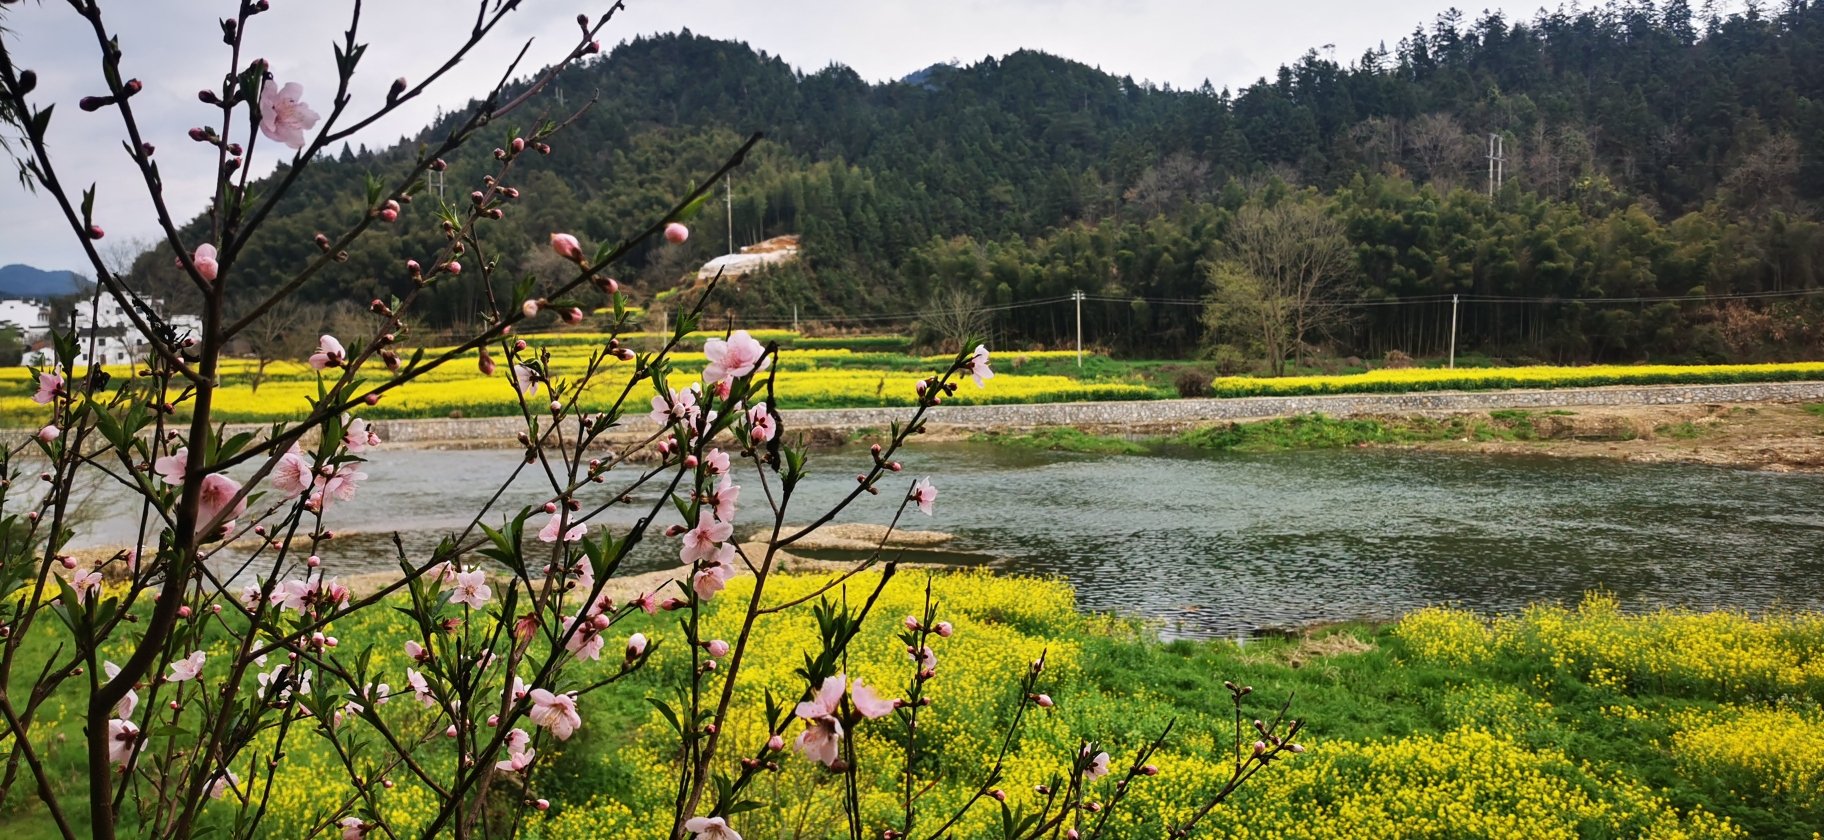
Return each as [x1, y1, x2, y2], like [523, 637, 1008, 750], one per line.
[2, 0, 1585, 273]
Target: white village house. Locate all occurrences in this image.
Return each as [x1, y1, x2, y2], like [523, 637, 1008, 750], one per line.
[22, 295, 202, 368]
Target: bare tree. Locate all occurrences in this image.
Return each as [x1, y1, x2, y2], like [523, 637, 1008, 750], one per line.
[1203, 197, 1355, 375]
[915, 286, 991, 354]
[1405, 112, 1474, 189]
[237, 298, 323, 392]
[1123, 152, 1212, 217]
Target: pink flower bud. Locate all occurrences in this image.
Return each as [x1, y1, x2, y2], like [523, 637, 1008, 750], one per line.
[591, 613, 611, 630]
[767, 734, 785, 751]
[87, 225, 104, 240]
[903, 615, 920, 631]
[1033, 694, 1054, 708]
[511, 137, 526, 154]
[664, 222, 689, 244]
[934, 621, 953, 637]
[178, 605, 192, 618]
[550, 232, 584, 263]
[36, 425, 58, 442]
[706, 639, 729, 658]
[535, 799, 550, 811]
[445, 725, 458, 738]
[406, 259, 422, 276]
[379, 208, 398, 223]
[989, 789, 1006, 802]
[626, 632, 648, 658]
[307, 555, 321, 567]
[445, 261, 462, 275]
[59, 556, 76, 569]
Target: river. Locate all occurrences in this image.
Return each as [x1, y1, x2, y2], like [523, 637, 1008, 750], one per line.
[75, 442, 1824, 638]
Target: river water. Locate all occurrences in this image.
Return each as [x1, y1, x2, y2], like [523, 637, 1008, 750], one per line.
[77, 443, 1824, 638]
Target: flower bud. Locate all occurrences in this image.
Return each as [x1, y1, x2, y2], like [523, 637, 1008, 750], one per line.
[989, 789, 1007, 802]
[706, 639, 729, 658]
[379, 208, 398, 223]
[550, 232, 585, 264]
[389, 77, 407, 99]
[87, 224, 104, 240]
[934, 621, 953, 637]
[1032, 693, 1054, 708]
[626, 632, 648, 658]
[535, 799, 550, 811]
[511, 137, 526, 154]
[445, 260, 462, 275]
[36, 425, 58, 443]
[664, 222, 689, 244]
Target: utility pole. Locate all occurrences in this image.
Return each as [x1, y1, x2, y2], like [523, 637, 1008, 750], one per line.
[725, 172, 734, 255]
[1486, 133, 1505, 197]
[791, 304, 798, 334]
[1072, 290, 1085, 368]
[427, 167, 445, 201]
[1449, 293, 1460, 369]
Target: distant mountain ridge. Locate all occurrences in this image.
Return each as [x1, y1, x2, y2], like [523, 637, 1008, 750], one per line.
[126, 3, 1824, 362]
[0, 264, 89, 299]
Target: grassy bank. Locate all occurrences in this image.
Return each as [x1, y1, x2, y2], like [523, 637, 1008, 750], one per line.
[4, 573, 1821, 838]
[967, 411, 1574, 456]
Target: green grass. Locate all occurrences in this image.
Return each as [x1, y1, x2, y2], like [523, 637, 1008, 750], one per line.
[1170, 412, 1538, 452]
[967, 427, 1148, 455]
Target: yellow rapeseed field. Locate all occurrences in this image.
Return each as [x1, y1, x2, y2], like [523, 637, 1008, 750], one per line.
[1213, 361, 1824, 397]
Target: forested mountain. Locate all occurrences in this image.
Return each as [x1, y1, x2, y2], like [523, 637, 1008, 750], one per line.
[133, 1, 1824, 362]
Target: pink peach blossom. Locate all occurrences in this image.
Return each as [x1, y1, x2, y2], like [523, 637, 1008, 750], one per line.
[495, 727, 536, 772]
[308, 335, 345, 370]
[167, 650, 205, 682]
[678, 512, 733, 565]
[527, 688, 581, 740]
[965, 344, 994, 387]
[911, 477, 937, 516]
[849, 678, 898, 719]
[711, 473, 740, 522]
[512, 364, 540, 397]
[68, 568, 102, 604]
[746, 402, 775, 444]
[794, 674, 847, 767]
[405, 668, 436, 707]
[338, 816, 368, 840]
[562, 613, 604, 661]
[270, 446, 312, 497]
[450, 570, 491, 608]
[684, 816, 742, 840]
[31, 372, 60, 404]
[343, 416, 380, 452]
[196, 472, 247, 538]
[1085, 751, 1111, 782]
[107, 718, 140, 767]
[704, 447, 731, 474]
[538, 512, 587, 543]
[703, 330, 768, 384]
[650, 385, 700, 427]
[103, 661, 137, 719]
[259, 80, 320, 150]
[154, 447, 188, 485]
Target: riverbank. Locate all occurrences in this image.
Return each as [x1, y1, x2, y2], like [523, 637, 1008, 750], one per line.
[978, 400, 1824, 472]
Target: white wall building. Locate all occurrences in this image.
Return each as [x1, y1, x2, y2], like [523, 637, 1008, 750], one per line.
[22, 295, 200, 369]
[0, 299, 50, 342]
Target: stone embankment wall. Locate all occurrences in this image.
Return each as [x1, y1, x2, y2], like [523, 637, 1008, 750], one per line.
[356, 381, 1824, 445]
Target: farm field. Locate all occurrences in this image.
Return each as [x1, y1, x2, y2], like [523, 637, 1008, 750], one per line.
[0, 332, 1165, 426]
[1211, 362, 1824, 398]
[5, 576, 1818, 839]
